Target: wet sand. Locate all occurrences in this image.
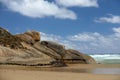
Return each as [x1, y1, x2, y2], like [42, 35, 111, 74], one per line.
[0, 64, 120, 80]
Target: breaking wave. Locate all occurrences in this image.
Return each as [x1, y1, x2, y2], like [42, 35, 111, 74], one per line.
[90, 54, 120, 64]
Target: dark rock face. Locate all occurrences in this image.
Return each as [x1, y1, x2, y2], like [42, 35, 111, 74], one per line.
[65, 49, 96, 64]
[50, 61, 67, 67]
[41, 41, 66, 59]
[0, 27, 24, 49]
[0, 27, 96, 66]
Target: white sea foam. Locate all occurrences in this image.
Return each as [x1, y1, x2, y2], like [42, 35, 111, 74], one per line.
[90, 54, 120, 64]
[90, 54, 120, 59]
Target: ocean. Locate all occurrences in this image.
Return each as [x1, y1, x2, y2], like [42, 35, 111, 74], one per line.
[90, 54, 120, 64]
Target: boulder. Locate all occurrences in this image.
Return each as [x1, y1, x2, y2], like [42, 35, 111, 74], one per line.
[15, 31, 40, 45]
[40, 41, 96, 64]
[65, 49, 96, 64]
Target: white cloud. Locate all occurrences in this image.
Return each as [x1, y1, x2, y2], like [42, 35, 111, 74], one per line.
[0, 0, 76, 19]
[68, 32, 99, 42]
[40, 27, 120, 53]
[113, 27, 120, 34]
[41, 32, 62, 42]
[56, 0, 98, 7]
[113, 27, 120, 38]
[68, 29, 120, 53]
[0, 0, 99, 19]
[95, 14, 120, 24]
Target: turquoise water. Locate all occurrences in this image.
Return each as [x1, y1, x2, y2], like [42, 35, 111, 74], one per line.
[90, 54, 120, 64]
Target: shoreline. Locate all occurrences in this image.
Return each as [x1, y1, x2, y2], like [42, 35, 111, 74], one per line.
[0, 69, 120, 80]
[0, 64, 120, 80]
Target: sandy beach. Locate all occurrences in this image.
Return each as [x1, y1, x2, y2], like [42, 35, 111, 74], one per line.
[0, 64, 120, 80]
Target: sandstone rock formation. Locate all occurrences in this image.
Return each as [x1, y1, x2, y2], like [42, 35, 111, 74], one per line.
[0, 27, 24, 49]
[0, 27, 55, 66]
[0, 27, 96, 66]
[65, 49, 96, 64]
[40, 41, 66, 59]
[15, 31, 40, 45]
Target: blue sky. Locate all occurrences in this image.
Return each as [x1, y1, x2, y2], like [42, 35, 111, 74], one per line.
[0, 0, 120, 54]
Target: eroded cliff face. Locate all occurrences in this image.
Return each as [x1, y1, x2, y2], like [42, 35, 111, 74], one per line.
[0, 27, 96, 66]
[0, 27, 24, 49]
[0, 27, 55, 66]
